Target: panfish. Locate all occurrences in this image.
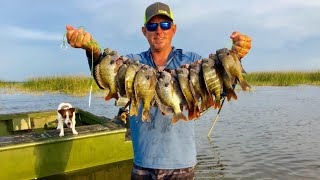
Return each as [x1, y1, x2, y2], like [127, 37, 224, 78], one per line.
[156, 70, 187, 124]
[176, 67, 199, 120]
[134, 65, 157, 122]
[99, 48, 123, 101]
[202, 58, 222, 109]
[116, 58, 133, 97]
[189, 60, 214, 112]
[125, 60, 142, 116]
[209, 54, 237, 101]
[216, 48, 251, 91]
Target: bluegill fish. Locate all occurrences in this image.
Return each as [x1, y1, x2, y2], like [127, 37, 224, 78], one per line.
[98, 48, 123, 101]
[134, 65, 157, 122]
[202, 58, 222, 109]
[156, 70, 187, 124]
[116, 58, 133, 97]
[125, 60, 142, 116]
[216, 48, 251, 91]
[189, 60, 214, 112]
[176, 67, 199, 120]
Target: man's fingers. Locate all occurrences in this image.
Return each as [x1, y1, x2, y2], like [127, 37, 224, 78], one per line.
[66, 29, 74, 43]
[70, 30, 78, 47]
[230, 31, 241, 39]
[232, 35, 252, 42]
[66, 25, 75, 31]
[75, 34, 84, 48]
[232, 45, 250, 54]
[234, 41, 251, 49]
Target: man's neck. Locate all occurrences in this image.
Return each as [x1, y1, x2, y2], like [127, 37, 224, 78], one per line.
[151, 47, 173, 66]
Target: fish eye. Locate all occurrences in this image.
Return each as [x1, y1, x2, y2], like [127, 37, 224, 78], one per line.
[110, 60, 114, 64]
[165, 82, 169, 87]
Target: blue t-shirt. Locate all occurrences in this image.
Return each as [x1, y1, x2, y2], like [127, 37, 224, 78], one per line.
[126, 47, 202, 169]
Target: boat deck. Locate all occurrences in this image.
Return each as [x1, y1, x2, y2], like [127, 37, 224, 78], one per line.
[0, 121, 130, 148]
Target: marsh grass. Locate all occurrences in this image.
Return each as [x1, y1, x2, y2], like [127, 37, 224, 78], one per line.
[0, 80, 20, 88]
[244, 71, 320, 86]
[20, 75, 101, 96]
[1, 72, 320, 96]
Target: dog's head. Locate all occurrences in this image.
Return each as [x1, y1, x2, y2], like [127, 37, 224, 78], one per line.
[58, 108, 75, 128]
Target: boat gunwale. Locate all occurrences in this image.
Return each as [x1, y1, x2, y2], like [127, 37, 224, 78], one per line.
[0, 127, 128, 151]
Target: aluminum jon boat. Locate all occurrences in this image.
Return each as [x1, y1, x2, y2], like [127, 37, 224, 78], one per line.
[0, 108, 133, 179]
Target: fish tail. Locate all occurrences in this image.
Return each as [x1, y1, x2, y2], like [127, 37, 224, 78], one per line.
[105, 92, 119, 101]
[171, 112, 187, 124]
[226, 90, 238, 101]
[194, 106, 201, 119]
[189, 105, 201, 120]
[129, 100, 139, 116]
[206, 94, 215, 109]
[188, 107, 196, 121]
[142, 110, 150, 122]
[214, 99, 221, 109]
[239, 80, 251, 91]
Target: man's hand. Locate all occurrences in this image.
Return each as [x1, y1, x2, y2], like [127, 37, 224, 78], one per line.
[230, 32, 251, 59]
[66, 25, 100, 55]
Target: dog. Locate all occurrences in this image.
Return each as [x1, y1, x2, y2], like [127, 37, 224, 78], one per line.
[57, 102, 78, 137]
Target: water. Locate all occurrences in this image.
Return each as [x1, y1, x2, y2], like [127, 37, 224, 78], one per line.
[1, 86, 320, 179]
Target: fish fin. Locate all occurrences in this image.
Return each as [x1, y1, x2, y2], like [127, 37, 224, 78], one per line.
[196, 107, 201, 118]
[200, 93, 208, 112]
[129, 99, 139, 116]
[170, 80, 175, 96]
[154, 92, 173, 115]
[188, 106, 200, 120]
[207, 94, 215, 108]
[188, 109, 196, 120]
[171, 112, 187, 124]
[215, 100, 221, 109]
[226, 90, 238, 101]
[188, 80, 200, 108]
[142, 110, 150, 122]
[239, 80, 251, 91]
[105, 92, 119, 101]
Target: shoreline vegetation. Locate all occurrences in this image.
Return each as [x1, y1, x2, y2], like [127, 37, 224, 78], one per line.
[1, 71, 320, 96]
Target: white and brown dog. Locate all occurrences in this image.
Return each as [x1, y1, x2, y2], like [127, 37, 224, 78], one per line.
[57, 102, 78, 137]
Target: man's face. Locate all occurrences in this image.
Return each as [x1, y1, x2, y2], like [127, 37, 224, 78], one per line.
[142, 15, 176, 52]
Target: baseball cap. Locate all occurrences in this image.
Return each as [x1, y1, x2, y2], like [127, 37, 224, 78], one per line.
[144, 2, 174, 24]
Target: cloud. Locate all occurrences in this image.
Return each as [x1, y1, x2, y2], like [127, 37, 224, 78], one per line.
[2, 25, 61, 41]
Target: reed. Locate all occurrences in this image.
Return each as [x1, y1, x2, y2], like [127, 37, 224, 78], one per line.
[21, 75, 101, 96]
[244, 71, 320, 86]
[1, 72, 320, 95]
[0, 80, 20, 88]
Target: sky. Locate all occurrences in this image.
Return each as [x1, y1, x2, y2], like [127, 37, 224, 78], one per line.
[1, 0, 320, 81]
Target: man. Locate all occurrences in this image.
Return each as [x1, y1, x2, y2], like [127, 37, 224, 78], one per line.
[66, 2, 251, 179]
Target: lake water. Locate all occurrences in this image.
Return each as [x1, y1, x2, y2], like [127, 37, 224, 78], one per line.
[1, 86, 320, 179]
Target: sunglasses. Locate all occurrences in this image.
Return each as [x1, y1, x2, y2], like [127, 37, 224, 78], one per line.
[145, 22, 172, 32]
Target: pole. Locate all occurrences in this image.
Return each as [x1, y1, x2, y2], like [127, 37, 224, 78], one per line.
[207, 97, 226, 138]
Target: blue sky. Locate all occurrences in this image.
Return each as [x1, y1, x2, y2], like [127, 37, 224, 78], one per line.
[1, 0, 320, 81]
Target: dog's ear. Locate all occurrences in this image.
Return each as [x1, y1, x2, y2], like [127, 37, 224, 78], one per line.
[69, 108, 76, 113]
[58, 109, 65, 115]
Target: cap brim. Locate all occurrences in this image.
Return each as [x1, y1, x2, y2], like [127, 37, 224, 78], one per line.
[145, 14, 174, 24]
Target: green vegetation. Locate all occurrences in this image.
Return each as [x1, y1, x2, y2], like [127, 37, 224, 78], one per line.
[1, 75, 102, 96]
[244, 71, 320, 86]
[1, 71, 320, 96]
[22, 75, 102, 96]
[0, 80, 20, 88]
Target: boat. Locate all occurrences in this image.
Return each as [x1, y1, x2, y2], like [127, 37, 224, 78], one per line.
[0, 108, 133, 179]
